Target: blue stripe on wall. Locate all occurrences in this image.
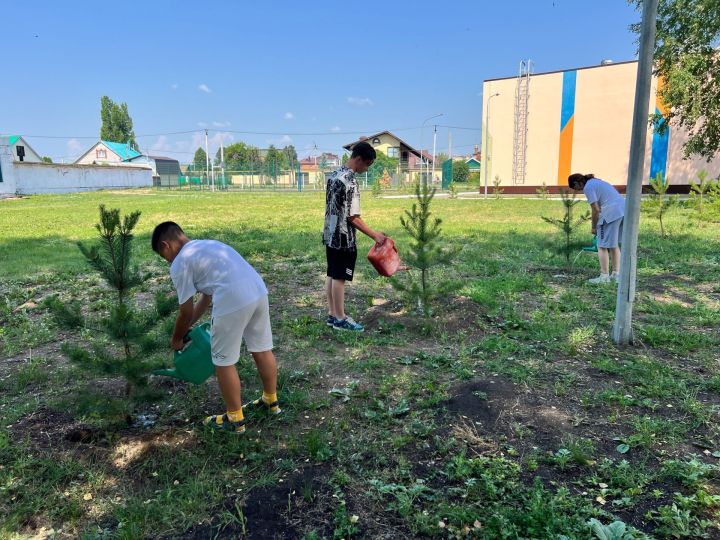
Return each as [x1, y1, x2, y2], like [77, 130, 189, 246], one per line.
[649, 107, 670, 182]
[560, 70, 577, 131]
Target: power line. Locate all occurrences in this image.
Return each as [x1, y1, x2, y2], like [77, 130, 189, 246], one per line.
[6, 125, 433, 140]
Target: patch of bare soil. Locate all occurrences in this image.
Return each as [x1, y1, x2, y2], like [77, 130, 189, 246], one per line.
[176, 464, 336, 540]
[9, 407, 111, 457]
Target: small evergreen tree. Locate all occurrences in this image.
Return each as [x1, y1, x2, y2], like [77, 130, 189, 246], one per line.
[371, 177, 383, 198]
[448, 181, 459, 199]
[391, 183, 458, 315]
[642, 173, 676, 237]
[492, 175, 504, 199]
[542, 190, 591, 265]
[536, 182, 550, 199]
[688, 170, 714, 219]
[48, 206, 175, 417]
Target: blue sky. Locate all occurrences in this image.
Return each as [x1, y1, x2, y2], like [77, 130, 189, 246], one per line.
[2, 1, 640, 163]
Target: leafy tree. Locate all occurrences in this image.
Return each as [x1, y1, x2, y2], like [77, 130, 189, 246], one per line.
[368, 150, 399, 185]
[452, 161, 470, 183]
[391, 183, 458, 315]
[631, 0, 720, 159]
[193, 147, 207, 173]
[41, 156, 53, 163]
[542, 190, 591, 265]
[263, 145, 288, 177]
[341, 153, 349, 165]
[47, 206, 176, 420]
[220, 142, 261, 171]
[435, 152, 449, 164]
[642, 173, 677, 237]
[100, 96, 136, 147]
[283, 145, 298, 169]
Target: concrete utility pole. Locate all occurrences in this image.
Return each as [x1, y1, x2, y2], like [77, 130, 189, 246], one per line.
[431, 124, 438, 185]
[613, 0, 659, 345]
[421, 113, 443, 186]
[204, 129, 211, 191]
[483, 92, 500, 199]
[220, 134, 225, 186]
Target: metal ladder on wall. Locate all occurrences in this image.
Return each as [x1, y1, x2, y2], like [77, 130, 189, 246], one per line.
[512, 59, 532, 185]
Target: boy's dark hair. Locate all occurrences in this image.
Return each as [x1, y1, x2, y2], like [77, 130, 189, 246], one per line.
[568, 172, 594, 190]
[351, 141, 376, 162]
[151, 221, 184, 252]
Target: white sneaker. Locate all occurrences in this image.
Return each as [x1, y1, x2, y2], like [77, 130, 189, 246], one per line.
[610, 272, 620, 282]
[588, 274, 611, 285]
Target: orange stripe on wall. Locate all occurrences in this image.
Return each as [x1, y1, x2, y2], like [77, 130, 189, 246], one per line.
[557, 115, 574, 185]
[655, 76, 669, 117]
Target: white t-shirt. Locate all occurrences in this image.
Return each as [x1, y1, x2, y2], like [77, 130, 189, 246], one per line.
[583, 178, 625, 224]
[170, 240, 268, 317]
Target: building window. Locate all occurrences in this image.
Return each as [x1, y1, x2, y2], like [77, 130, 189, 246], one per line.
[96, 148, 107, 159]
[372, 137, 381, 145]
[387, 147, 399, 158]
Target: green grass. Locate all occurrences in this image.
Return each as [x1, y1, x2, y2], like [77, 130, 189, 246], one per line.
[1, 190, 719, 538]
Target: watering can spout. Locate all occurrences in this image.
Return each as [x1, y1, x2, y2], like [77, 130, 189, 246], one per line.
[152, 368, 183, 380]
[152, 323, 215, 385]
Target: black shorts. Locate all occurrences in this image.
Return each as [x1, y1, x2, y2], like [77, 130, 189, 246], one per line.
[326, 246, 357, 281]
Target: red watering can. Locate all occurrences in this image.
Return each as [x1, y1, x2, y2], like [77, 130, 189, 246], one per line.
[368, 238, 401, 277]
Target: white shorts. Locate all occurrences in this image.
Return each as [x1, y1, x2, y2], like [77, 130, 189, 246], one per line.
[211, 296, 273, 366]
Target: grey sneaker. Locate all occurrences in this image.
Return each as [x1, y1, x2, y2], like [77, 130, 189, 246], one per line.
[588, 274, 611, 285]
[333, 316, 364, 332]
[610, 272, 620, 283]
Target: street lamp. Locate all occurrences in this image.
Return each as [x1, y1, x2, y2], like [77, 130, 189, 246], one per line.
[421, 113, 443, 187]
[483, 92, 500, 199]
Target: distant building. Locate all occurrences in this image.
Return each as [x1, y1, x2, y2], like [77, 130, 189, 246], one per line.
[4, 135, 42, 163]
[482, 59, 720, 192]
[75, 140, 142, 165]
[343, 130, 440, 183]
[128, 155, 182, 186]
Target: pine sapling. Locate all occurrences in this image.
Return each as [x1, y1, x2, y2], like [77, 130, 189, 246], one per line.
[492, 175, 504, 199]
[535, 182, 550, 199]
[541, 190, 591, 265]
[47, 205, 174, 414]
[688, 170, 712, 217]
[642, 173, 676, 237]
[391, 182, 458, 315]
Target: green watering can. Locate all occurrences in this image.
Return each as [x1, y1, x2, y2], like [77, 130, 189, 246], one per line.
[152, 323, 215, 385]
[582, 235, 599, 253]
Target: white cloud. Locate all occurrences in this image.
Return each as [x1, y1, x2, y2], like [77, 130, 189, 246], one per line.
[213, 120, 231, 128]
[67, 138, 83, 156]
[175, 131, 235, 160]
[171, 83, 179, 90]
[347, 96, 374, 107]
[284, 112, 294, 120]
[151, 136, 171, 152]
[197, 121, 208, 128]
[198, 83, 212, 93]
[330, 126, 341, 132]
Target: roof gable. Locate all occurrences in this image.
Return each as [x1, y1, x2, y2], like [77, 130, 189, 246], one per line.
[343, 130, 423, 158]
[102, 140, 142, 161]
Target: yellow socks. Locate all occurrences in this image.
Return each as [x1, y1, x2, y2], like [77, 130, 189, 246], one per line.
[203, 410, 246, 434]
[227, 409, 244, 422]
[262, 392, 281, 414]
